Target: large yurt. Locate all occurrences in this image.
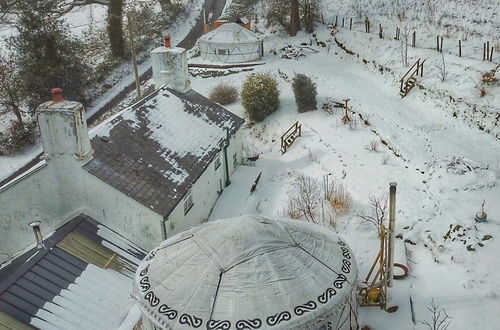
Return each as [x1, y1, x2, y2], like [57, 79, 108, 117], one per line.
[134, 215, 358, 330]
[198, 23, 264, 63]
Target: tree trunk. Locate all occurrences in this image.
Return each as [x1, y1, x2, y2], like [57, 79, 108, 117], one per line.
[290, 0, 300, 36]
[13, 105, 23, 125]
[158, 0, 172, 11]
[108, 0, 125, 58]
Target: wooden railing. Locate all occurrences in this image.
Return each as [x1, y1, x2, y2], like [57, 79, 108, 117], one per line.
[399, 58, 426, 94]
[280, 121, 302, 154]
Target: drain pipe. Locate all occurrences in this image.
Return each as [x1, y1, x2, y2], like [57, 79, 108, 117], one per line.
[29, 221, 44, 250]
[223, 128, 231, 187]
[387, 182, 397, 288]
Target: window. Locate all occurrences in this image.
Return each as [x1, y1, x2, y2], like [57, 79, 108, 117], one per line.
[183, 189, 194, 215]
[217, 49, 229, 55]
[214, 153, 221, 170]
[233, 152, 238, 168]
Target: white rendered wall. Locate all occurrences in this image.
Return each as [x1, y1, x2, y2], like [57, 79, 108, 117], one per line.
[165, 129, 243, 236]
[80, 171, 164, 252]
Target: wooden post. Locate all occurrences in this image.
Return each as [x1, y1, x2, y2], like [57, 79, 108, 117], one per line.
[412, 31, 416, 47]
[321, 13, 324, 24]
[127, 13, 142, 101]
[437, 36, 440, 51]
[335, 15, 338, 27]
[459, 39, 462, 57]
[350, 18, 352, 30]
[342, 17, 344, 28]
[368, 20, 370, 33]
[483, 42, 486, 61]
[440, 37, 443, 53]
[490, 47, 494, 61]
[379, 23, 383, 38]
[487, 41, 490, 60]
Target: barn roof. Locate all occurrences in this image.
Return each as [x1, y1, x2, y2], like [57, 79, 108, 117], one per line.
[200, 22, 262, 44]
[84, 86, 244, 217]
[0, 214, 146, 330]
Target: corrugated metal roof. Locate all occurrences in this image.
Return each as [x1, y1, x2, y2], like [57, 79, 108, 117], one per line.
[0, 214, 146, 329]
[84, 86, 245, 217]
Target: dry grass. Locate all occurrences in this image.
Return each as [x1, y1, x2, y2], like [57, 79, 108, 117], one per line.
[365, 139, 380, 152]
[209, 83, 238, 105]
[323, 175, 353, 215]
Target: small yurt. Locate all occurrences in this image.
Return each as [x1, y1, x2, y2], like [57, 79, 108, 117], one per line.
[134, 215, 358, 330]
[198, 23, 264, 63]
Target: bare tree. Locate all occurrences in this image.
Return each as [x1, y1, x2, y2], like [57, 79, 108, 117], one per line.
[400, 24, 410, 67]
[289, 175, 321, 223]
[435, 53, 447, 81]
[289, 0, 300, 36]
[421, 299, 452, 330]
[358, 194, 388, 236]
[0, 55, 23, 125]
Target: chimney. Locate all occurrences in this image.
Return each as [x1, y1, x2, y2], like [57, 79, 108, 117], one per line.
[150, 36, 191, 92]
[29, 221, 44, 249]
[37, 88, 93, 163]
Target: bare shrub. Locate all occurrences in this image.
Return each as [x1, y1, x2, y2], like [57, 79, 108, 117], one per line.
[365, 139, 380, 152]
[209, 83, 238, 105]
[323, 175, 352, 215]
[289, 175, 322, 223]
[358, 194, 388, 236]
[421, 299, 452, 330]
[470, 77, 487, 97]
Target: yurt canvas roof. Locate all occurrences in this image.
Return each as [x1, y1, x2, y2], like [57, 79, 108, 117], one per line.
[135, 216, 357, 329]
[200, 23, 262, 44]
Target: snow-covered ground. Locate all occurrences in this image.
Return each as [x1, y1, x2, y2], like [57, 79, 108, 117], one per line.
[191, 22, 500, 330]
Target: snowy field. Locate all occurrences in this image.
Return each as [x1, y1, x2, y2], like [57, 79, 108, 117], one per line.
[190, 23, 500, 329]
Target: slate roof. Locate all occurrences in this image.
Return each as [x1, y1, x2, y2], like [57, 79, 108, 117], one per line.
[84, 86, 245, 217]
[0, 214, 146, 330]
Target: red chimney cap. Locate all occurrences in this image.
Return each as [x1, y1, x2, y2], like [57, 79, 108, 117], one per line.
[163, 36, 171, 48]
[51, 88, 64, 103]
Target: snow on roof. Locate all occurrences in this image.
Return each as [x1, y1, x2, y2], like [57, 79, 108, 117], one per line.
[84, 86, 244, 216]
[200, 22, 262, 44]
[0, 214, 146, 329]
[135, 215, 357, 329]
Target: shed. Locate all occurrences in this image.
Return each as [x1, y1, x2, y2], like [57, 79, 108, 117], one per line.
[198, 23, 264, 63]
[134, 215, 358, 330]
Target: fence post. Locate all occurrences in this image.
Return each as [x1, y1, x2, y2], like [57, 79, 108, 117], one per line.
[490, 47, 494, 61]
[436, 36, 440, 51]
[487, 41, 490, 60]
[412, 31, 416, 47]
[321, 13, 324, 24]
[459, 40, 461, 57]
[342, 17, 344, 28]
[335, 15, 338, 27]
[440, 37, 443, 52]
[379, 23, 383, 38]
[350, 18, 352, 30]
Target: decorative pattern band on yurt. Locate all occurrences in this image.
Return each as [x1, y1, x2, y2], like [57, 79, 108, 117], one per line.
[134, 215, 358, 330]
[198, 23, 264, 63]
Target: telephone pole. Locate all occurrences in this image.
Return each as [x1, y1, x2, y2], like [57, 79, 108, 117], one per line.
[127, 12, 142, 101]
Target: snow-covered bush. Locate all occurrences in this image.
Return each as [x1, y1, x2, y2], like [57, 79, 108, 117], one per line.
[292, 73, 317, 112]
[0, 121, 37, 155]
[241, 72, 280, 122]
[209, 83, 238, 105]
